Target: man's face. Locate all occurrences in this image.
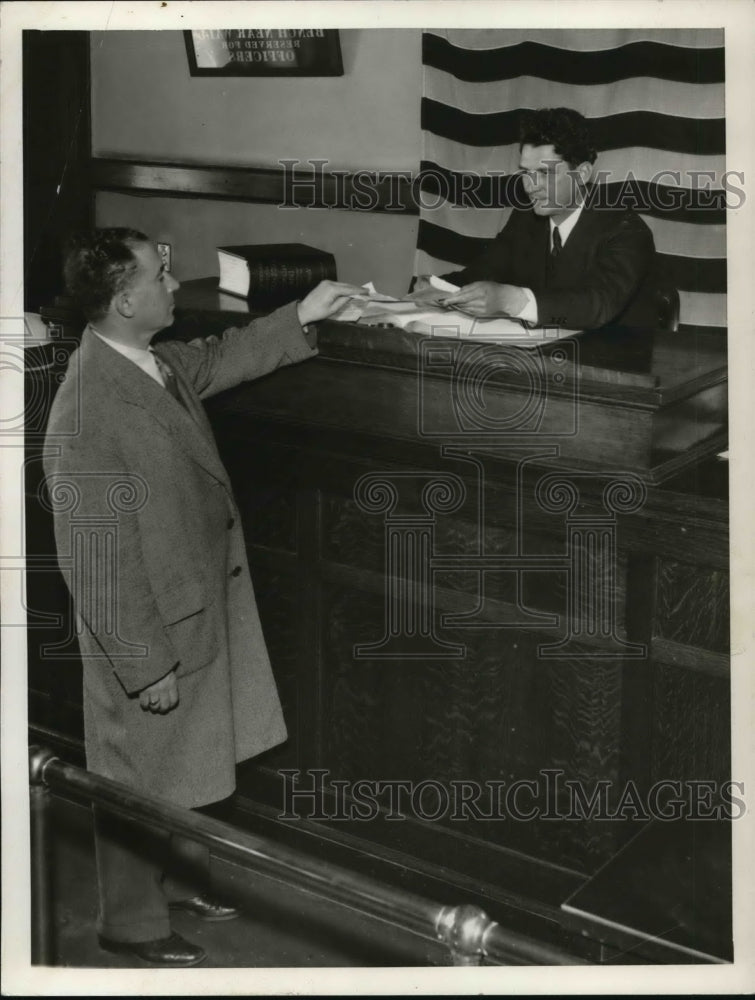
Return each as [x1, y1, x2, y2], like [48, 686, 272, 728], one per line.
[519, 143, 583, 217]
[124, 241, 180, 337]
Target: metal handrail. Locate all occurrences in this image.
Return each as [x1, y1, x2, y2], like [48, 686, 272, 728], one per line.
[29, 745, 585, 967]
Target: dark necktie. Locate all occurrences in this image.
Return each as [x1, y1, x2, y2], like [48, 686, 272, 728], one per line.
[545, 225, 562, 287]
[152, 352, 185, 408]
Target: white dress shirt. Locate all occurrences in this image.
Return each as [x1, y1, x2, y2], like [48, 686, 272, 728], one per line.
[516, 202, 585, 325]
[90, 327, 167, 387]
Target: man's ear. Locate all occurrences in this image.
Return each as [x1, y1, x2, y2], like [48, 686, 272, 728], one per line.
[112, 289, 135, 320]
[576, 161, 593, 187]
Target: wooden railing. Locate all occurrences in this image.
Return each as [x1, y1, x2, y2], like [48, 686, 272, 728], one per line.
[29, 746, 585, 968]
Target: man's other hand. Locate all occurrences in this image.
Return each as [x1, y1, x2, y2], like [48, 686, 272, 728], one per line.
[406, 274, 458, 307]
[406, 281, 453, 308]
[139, 667, 179, 714]
[442, 282, 528, 318]
[297, 281, 368, 327]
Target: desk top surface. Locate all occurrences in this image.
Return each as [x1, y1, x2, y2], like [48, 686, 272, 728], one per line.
[174, 278, 727, 404]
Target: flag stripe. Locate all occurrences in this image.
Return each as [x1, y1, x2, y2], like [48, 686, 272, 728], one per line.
[418, 162, 728, 223]
[423, 134, 727, 182]
[422, 198, 728, 259]
[422, 100, 725, 156]
[678, 291, 726, 328]
[424, 68, 726, 121]
[656, 253, 726, 293]
[416, 220, 726, 293]
[422, 34, 725, 85]
[421, 199, 513, 239]
[642, 216, 726, 259]
[438, 29, 724, 52]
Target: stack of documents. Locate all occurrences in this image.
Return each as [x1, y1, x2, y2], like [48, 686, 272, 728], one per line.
[332, 278, 582, 347]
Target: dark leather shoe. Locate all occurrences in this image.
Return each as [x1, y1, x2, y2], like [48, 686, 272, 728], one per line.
[169, 894, 239, 921]
[98, 931, 207, 967]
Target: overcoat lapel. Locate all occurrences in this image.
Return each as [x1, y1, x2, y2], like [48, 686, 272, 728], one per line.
[80, 329, 231, 489]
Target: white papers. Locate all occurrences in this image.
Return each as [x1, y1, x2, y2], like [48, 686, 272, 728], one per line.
[345, 281, 397, 303]
[330, 282, 582, 347]
[428, 274, 460, 292]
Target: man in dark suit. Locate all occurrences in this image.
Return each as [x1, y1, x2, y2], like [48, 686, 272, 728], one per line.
[44, 228, 362, 966]
[413, 107, 658, 330]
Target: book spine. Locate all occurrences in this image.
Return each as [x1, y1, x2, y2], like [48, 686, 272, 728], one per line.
[247, 255, 337, 301]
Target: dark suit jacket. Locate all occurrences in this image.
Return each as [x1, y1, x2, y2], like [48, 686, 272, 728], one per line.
[443, 205, 658, 330]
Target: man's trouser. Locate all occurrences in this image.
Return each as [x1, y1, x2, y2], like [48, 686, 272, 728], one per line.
[93, 805, 210, 943]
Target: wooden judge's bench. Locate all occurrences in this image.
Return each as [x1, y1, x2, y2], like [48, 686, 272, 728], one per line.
[27, 279, 731, 964]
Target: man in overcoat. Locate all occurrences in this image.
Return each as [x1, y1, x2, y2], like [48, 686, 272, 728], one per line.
[43, 227, 361, 966]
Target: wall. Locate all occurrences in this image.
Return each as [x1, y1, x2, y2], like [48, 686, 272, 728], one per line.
[91, 29, 422, 294]
[95, 192, 418, 294]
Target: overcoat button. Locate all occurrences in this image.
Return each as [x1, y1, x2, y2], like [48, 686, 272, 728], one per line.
[227, 517, 235, 530]
[231, 566, 242, 577]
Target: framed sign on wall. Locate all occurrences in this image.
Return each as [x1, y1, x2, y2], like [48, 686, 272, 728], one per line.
[184, 28, 343, 76]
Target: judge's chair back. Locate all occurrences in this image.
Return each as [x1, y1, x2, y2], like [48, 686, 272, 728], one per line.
[655, 284, 680, 332]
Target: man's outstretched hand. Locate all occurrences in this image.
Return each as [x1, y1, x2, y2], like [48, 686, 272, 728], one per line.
[139, 667, 179, 714]
[297, 281, 368, 327]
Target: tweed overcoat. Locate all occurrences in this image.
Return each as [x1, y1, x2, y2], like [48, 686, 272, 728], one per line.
[43, 302, 316, 808]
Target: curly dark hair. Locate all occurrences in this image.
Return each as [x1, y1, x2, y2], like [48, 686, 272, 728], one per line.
[518, 108, 597, 167]
[63, 228, 149, 321]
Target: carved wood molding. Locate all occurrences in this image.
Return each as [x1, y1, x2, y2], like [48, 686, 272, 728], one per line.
[651, 637, 729, 677]
[89, 157, 419, 214]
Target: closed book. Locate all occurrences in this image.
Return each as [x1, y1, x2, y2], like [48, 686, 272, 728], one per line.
[217, 243, 337, 301]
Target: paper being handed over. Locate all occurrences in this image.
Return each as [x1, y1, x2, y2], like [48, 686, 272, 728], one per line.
[330, 280, 582, 347]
